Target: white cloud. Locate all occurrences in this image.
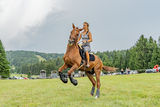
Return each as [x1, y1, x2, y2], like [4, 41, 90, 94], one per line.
[0, 0, 61, 49]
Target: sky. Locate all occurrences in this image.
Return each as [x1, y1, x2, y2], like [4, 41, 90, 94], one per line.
[0, 0, 160, 53]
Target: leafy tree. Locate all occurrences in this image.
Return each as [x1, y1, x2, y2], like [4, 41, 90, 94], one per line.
[27, 71, 31, 78]
[0, 40, 10, 78]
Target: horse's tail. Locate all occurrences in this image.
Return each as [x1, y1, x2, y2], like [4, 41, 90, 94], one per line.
[102, 66, 118, 72]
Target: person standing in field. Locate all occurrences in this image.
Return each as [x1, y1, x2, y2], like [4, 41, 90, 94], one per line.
[126, 68, 128, 74]
[121, 68, 124, 74]
[126, 68, 130, 74]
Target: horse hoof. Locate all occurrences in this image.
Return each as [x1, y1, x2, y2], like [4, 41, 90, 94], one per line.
[59, 72, 68, 83]
[72, 79, 78, 86]
[95, 89, 100, 98]
[95, 96, 99, 99]
[90, 87, 95, 96]
[62, 78, 68, 83]
[60, 77, 68, 83]
[69, 76, 78, 86]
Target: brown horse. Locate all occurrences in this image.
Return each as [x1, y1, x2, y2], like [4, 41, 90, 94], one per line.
[58, 24, 116, 98]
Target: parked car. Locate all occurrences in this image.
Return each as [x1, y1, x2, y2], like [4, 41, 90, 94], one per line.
[17, 77, 24, 79]
[145, 69, 156, 73]
[23, 77, 28, 79]
[12, 76, 18, 79]
[107, 73, 112, 75]
[112, 72, 121, 75]
[130, 70, 138, 74]
[29, 77, 35, 79]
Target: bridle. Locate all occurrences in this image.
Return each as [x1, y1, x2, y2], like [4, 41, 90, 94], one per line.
[68, 29, 79, 45]
[68, 39, 75, 45]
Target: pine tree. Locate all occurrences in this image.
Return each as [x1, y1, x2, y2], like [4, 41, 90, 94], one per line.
[134, 35, 148, 69]
[158, 36, 160, 47]
[128, 47, 136, 69]
[150, 43, 159, 68]
[103, 54, 112, 66]
[147, 37, 155, 68]
[0, 40, 10, 78]
[150, 36, 160, 67]
[156, 36, 160, 65]
[112, 51, 119, 67]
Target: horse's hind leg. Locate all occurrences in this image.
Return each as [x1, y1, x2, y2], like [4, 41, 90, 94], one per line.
[58, 64, 68, 83]
[85, 71, 96, 96]
[95, 69, 101, 98]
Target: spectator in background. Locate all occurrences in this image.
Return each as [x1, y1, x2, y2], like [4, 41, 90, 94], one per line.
[156, 68, 159, 72]
[128, 68, 131, 74]
[121, 68, 124, 74]
[126, 68, 128, 74]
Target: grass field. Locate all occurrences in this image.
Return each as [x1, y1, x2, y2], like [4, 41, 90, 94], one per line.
[0, 73, 160, 107]
[10, 74, 39, 78]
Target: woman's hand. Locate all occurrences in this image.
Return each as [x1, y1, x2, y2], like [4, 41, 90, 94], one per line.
[83, 40, 87, 43]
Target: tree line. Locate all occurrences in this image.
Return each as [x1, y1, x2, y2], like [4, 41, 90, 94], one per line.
[16, 57, 64, 76]
[16, 35, 160, 75]
[1, 35, 160, 78]
[96, 35, 160, 70]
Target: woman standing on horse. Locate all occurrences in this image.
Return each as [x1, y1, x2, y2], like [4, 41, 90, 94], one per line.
[78, 22, 93, 67]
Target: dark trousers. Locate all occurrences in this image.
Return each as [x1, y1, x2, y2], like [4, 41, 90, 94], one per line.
[121, 71, 123, 74]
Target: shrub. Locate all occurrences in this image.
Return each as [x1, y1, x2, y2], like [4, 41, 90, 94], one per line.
[137, 69, 146, 73]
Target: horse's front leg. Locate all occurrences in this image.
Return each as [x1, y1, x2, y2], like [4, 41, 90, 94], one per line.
[68, 64, 78, 86]
[58, 64, 68, 83]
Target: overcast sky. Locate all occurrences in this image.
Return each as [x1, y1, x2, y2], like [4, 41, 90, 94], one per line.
[0, 0, 160, 53]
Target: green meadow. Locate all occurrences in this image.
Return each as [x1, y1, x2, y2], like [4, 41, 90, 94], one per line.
[0, 73, 160, 107]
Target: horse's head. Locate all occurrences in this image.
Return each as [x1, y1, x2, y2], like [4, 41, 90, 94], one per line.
[68, 24, 83, 45]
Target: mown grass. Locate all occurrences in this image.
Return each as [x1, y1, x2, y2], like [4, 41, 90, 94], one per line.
[0, 73, 160, 107]
[10, 74, 38, 78]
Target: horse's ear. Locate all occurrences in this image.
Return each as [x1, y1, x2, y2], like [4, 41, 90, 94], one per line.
[79, 28, 83, 31]
[72, 23, 75, 29]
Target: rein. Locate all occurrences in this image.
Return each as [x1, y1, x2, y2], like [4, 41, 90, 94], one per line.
[68, 33, 79, 45]
[68, 39, 75, 45]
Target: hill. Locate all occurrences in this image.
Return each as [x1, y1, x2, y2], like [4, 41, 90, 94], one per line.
[6, 50, 63, 70]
